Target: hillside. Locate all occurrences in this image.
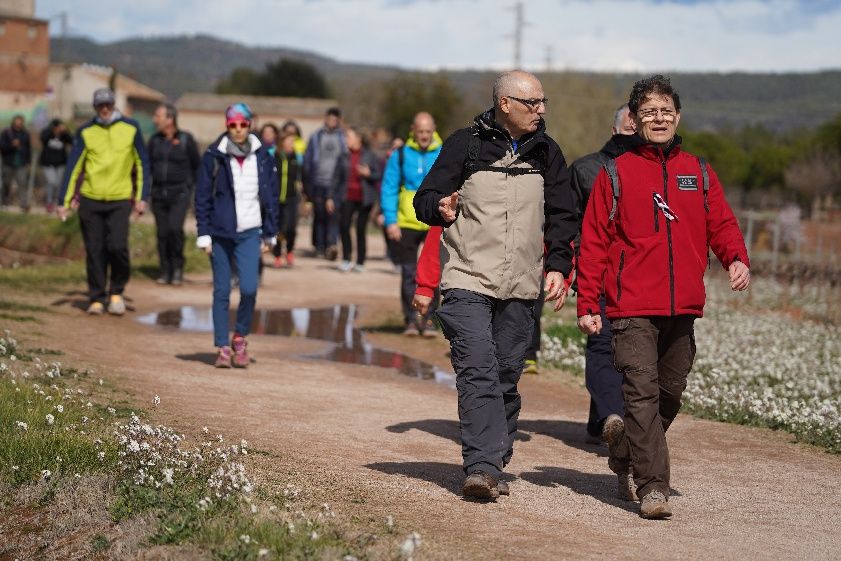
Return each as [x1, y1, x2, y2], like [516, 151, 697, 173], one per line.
[50, 35, 841, 155]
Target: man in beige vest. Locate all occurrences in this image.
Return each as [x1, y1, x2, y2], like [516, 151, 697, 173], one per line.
[414, 70, 578, 500]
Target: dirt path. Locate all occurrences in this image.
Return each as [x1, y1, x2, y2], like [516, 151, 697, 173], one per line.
[16, 235, 841, 561]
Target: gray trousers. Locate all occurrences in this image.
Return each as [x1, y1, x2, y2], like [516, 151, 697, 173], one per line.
[1, 165, 30, 208]
[436, 288, 534, 479]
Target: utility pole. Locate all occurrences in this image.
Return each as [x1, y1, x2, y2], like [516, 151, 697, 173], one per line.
[545, 45, 553, 72]
[512, 1, 524, 68]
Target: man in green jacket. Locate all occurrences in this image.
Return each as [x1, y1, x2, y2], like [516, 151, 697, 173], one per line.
[58, 88, 150, 316]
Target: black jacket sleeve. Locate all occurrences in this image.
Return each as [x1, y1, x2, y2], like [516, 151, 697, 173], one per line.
[543, 139, 578, 275]
[186, 134, 201, 185]
[413, 128, 471, 227]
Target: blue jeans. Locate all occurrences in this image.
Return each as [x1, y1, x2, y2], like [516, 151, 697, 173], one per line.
[585, 295, 625, 436]
[211, 228, 261, 347]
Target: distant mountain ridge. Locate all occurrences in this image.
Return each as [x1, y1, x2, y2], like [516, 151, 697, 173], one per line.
[50, 35, 841, 136]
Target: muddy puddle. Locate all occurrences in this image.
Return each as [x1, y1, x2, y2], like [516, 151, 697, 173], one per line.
[137, 305, 455, 388]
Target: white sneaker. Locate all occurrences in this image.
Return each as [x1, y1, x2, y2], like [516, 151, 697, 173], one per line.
[107, 295, 126, 316]
[352, 264, 365, 273]
[338, 260, 353, 272]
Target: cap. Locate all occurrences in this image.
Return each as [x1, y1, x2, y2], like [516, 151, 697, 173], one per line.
[225, 102, 253, 125]
[92, 88, 115, 107]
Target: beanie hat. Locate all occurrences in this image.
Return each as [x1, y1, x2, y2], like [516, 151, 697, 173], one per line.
[225, 102, 253, 125]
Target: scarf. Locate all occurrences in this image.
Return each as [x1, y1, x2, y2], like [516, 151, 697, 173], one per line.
[226, 135, 252, 158]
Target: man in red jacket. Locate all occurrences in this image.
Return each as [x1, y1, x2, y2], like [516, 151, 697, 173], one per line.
[576, 75, 750, 519]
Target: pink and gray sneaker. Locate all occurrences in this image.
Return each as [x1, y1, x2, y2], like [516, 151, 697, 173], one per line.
[215, 346, 233, 368]
[231, 334, 249, 368]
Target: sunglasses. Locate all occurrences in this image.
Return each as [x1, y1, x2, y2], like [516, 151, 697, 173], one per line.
[227, 121, 251, 130]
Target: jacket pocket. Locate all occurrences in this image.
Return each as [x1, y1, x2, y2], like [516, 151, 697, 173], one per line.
[616, 250, 625, 302]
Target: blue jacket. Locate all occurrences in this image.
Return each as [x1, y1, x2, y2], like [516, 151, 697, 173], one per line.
[194, 133, 279, 240]
[380, 133, 442, 230]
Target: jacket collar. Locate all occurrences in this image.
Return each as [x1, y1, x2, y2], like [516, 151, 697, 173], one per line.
[633, 134, 683, 162]
[600, 133, 645, 159]
[405, 131, 443, 153]
[473, 108, 546, 147]
[210, 133, 263, 156]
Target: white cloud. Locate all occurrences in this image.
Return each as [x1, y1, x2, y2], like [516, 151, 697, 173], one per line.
[35, 0, 841, 72]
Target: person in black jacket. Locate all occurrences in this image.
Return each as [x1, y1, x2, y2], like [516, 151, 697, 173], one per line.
[148, 103, 200, 285]
[39, 118, 73, 213]
[0, 115, 32, 211]
[272, 131, 303, 267]
[413, 70, 578, 500]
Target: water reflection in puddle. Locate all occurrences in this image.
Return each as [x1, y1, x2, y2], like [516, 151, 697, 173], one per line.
[137, 305, 455, 388]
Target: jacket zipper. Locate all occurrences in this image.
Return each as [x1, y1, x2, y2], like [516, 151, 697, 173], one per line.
[661, 154, 675, 316]
[617, 250, 625, 302]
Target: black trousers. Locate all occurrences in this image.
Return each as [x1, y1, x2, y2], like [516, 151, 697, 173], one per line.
[339, 200, 372, 264]
[274, 195, 299, 255]
[436, 288, 534, 479]
[78, 197, 132, 304]
[151, 184, 191, 277]
[585, 295, 625, 436]
[393, 227, 437, 327]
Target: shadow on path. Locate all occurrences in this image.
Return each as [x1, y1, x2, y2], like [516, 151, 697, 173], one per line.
[365, 461, 464, 497]
[386, 418, 607, 457]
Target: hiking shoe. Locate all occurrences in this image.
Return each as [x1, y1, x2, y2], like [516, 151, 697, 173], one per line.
[171, 270, 183, 286]
[107, 295, 126, 316]
[639, 490, 671, 519]
[86, 301, 105, 315]
[352, 264, 365, 273]
[231, 335, 249, 368]
[285, 252, 295, 267]
[325, 245, 339, 261]
[338, 260, 353, 272]
[215, 346, 233, 368]
[402, 325, 420, 337]
[462, 471, 500, 500]
[156, 274, 170, 285]
[618, 471, 639, 502]
[523, 359, 539, 375]
[497, 480, 510, 496]
[273, 256, 283, 268]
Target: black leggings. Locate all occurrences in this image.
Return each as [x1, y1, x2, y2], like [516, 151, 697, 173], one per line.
[339, 200, 372, 264]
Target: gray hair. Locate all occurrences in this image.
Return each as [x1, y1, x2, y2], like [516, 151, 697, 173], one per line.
[613, 103, 630, 130]
[492, 70, 540, 107]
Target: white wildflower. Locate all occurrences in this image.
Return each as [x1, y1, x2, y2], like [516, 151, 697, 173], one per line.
[399, 532, 422, 560]
[162, 467, 174, 485]
[239, 534, 251, 544]
[15, 421, 27, 431]
[45, 414, 54, 425]
[153, 395, 160, 407]
[41, 469, 51, 480]
[55, 404, 64, 413]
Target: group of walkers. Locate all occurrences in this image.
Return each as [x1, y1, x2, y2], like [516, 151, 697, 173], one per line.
[32, 68, 751, 520]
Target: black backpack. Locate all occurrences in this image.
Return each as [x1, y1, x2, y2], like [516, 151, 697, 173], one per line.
[462, 125, 546, 183]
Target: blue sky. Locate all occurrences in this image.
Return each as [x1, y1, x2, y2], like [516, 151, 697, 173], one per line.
[35, 0, 841, 72]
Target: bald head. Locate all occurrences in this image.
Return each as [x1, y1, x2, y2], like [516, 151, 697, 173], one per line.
[493, 70, 542, 107]
[411, 111, 437, 150]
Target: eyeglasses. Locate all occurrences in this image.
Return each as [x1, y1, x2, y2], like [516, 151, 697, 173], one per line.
[227, 122, 251, 131]
[636, 107, 677, 123]
[507, 96, 549, 111]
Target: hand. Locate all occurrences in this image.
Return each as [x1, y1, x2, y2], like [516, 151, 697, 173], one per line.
[325, 199, 335, 215]
[356, 163, 371, 178]
[412, 294, 433, 316]
[11, 139, 20, 148]
[386, 224, 402, 241]
[204, 245, 212, 256]
[544, 271, 568, 311]
[577, 314, 603, 335]
[729, 260, 750, 291]
[375, 214, 385, 227]
[438, 192, 459, 222]
[57, 206, 69, 222]
[133, 200, 146, 217]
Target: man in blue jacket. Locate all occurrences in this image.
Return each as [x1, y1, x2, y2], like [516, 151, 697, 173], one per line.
[381, 112, 443, 336]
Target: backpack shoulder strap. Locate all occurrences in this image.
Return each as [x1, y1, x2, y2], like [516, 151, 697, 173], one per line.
[698, 156, 710, 213]
[604, 158, 620, 221]
[211, 156, 221, 198]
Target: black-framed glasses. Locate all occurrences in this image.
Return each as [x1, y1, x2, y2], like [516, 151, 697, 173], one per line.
[507, 96, 549, 111]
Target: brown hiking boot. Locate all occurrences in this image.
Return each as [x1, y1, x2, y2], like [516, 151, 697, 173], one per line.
[497, 480, 510, 496]
[602, 414, 631, 474]
[618, 471, 638, 501]
[639, 490, 672, 519]
[462, 471, 500, 500]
